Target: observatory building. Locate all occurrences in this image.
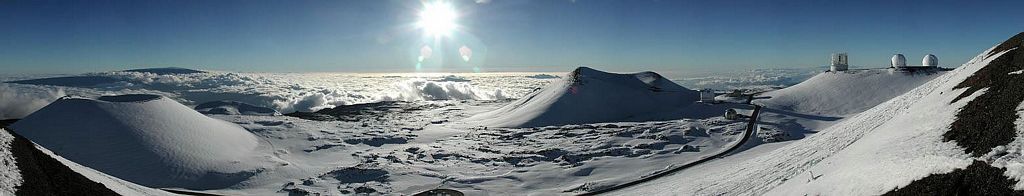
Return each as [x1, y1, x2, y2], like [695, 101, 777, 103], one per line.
[891, 54, 907, 69]
[891, 53, 941, 71]
[923, 54, 938, 67]
[699, 89, 716, 103]
[830, 53, 849, 72]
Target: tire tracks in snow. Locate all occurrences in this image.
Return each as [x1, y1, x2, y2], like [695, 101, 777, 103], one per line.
[579, 105, 762, 195]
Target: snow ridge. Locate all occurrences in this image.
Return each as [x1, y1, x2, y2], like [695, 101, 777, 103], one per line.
[0, 128, 21, 195]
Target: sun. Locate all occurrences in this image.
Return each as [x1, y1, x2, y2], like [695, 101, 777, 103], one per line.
[416, 1, 457, 38]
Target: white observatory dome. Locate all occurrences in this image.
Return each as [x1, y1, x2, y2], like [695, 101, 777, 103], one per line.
[923, 54, 938, 67]
[891, 54, 907, 68]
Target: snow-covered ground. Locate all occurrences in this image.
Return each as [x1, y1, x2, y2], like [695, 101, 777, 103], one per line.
[755, 68, 946, 116]
[0, 58, 964, 195]
[200, 102, 754, 194]
[1, 67, 803, 195]
[614, 33, 1024, 195]
[11, 95, 263, 189]
[0, 127, 171, 195]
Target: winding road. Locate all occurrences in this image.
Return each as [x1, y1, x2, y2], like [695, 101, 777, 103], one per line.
[579, 104, 763, 196]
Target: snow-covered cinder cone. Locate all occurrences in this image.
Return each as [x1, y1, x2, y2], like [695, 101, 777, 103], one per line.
[11, 94, 260, 189]
[468, 67, 698, 127]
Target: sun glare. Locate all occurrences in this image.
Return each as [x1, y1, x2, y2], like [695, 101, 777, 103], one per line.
[416, 1, 457, 38]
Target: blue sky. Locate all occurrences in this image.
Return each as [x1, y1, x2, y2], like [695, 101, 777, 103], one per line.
[1, 0, 1022, 74]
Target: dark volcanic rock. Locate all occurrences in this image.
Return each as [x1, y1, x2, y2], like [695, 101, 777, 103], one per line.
[0, 119, 17, 129]
[885, 161, 1024, 196]
[888, 32, 1024, 196]
[195, 100, 280, 116]
[323, 166, 389, 183]
[314, 101, 404, 117]
[4, 129, 120, 196]
[284, 102, 401, 121]
[285, 101, 424, 122]
[283, 111, 338, 121]
[413, 188, 465, 196]
[946, 32, 1024, 156]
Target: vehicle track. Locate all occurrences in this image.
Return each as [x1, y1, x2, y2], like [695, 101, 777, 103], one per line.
[579, 105, 762, 195]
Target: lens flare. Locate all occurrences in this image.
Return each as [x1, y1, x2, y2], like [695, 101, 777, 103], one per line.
[459, 45, 472, 62]
[419, 45, 433, 62]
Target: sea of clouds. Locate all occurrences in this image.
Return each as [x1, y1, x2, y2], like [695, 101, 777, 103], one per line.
[0, 84, 65, 119]
[0, 71, 560, 118]
[0, 67, 821, 119]
[672, 67, 821, 91]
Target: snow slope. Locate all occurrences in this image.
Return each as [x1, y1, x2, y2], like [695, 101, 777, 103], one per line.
[755, 68, 945, 116]
[11, 94, 262, 189]
[34, 138, 174, 195]
[615, 32, 1024, 195]
[227, 101, 754, 195]
[468, 67, 698, 127]
[123, 67, 206, 75]
[0, 128, 19, 195]
[0, 128, 171, 195]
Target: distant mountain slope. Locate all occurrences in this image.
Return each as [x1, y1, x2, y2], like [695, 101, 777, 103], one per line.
[616, 32, 1024, 195]
[123, 67, 206, 75]
[755, 68, 946, 116]
[6, 76, 120, 87]
[11, 94, 261, 189]
[467, 67, 698, 127]
[5, 67, 204, 87]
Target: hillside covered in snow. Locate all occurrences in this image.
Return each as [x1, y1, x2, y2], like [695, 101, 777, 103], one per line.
[615, 32, 1024, 195]
[0, 126, 171, 195]
[755, 68, 946, 116]
[469, 67, 699, 127]
[11, 94, 265, 189]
